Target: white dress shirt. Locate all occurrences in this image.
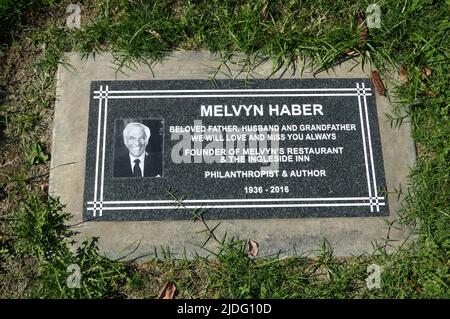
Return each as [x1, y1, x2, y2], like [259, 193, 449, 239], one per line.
[129, 152, 146, 177]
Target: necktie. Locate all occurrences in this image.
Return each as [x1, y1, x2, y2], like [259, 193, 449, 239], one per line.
[133, 159, 142, 177]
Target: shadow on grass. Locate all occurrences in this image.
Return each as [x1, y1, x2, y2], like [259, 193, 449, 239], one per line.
[0, 86, 7, 201]
[0, 87, 5, 145]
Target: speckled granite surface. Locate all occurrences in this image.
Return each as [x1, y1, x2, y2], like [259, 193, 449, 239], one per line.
[83, 78, 388, 221]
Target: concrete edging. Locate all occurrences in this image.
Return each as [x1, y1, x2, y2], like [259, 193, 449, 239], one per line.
[49, 51, 416, 260]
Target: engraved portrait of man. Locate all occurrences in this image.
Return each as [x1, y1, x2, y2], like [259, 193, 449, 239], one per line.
[113, 121, 163, 178]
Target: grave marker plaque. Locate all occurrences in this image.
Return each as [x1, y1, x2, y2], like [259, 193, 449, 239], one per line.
[82, 79, 388, 221]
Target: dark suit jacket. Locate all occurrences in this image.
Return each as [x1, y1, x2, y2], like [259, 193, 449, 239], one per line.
[114, 152, 163, 177]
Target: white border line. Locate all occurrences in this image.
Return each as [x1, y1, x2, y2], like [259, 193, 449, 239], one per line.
[93, 86, 103, 217]
[94, 93, 372, 99]
[87, 202, 386, 211]
[87, 197, 384, 204]
[99, 85, 109, 216]
[362, 83, 379, 212]
[357, 83, 373, 212]
[94, 88, 372, 94]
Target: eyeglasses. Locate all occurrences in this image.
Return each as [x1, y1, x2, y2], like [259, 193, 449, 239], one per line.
[127, 136, 146, 143]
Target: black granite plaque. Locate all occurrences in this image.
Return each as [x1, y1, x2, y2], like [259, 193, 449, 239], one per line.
[82, 79, 388, 221]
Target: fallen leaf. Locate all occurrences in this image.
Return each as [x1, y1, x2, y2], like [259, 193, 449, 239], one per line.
[357, 12, 368, 47]
[147, 29, 160, 38]
[422, 67, 432, 78]
[248, 239, 259, 257]
[39, 181, 49, 195]
[399, 65, 408, 83]
[157, 282, 176, 299]
[345, 50, 360, 57]
[261, 1, 269, 20]
[371, 70, 385, 96]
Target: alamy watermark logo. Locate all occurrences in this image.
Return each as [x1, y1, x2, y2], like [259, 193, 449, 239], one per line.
[366, 263, 382, 289]
[366, 4, 381, 29]
[170, 119, 281, 173]
[66, 4, 81, 30]
[66, 264, 81, 289]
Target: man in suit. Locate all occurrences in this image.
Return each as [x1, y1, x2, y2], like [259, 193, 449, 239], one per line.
[114, 122, 162, 177]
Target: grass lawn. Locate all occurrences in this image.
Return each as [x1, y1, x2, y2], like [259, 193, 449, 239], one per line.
[0, 0, 448, 298]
